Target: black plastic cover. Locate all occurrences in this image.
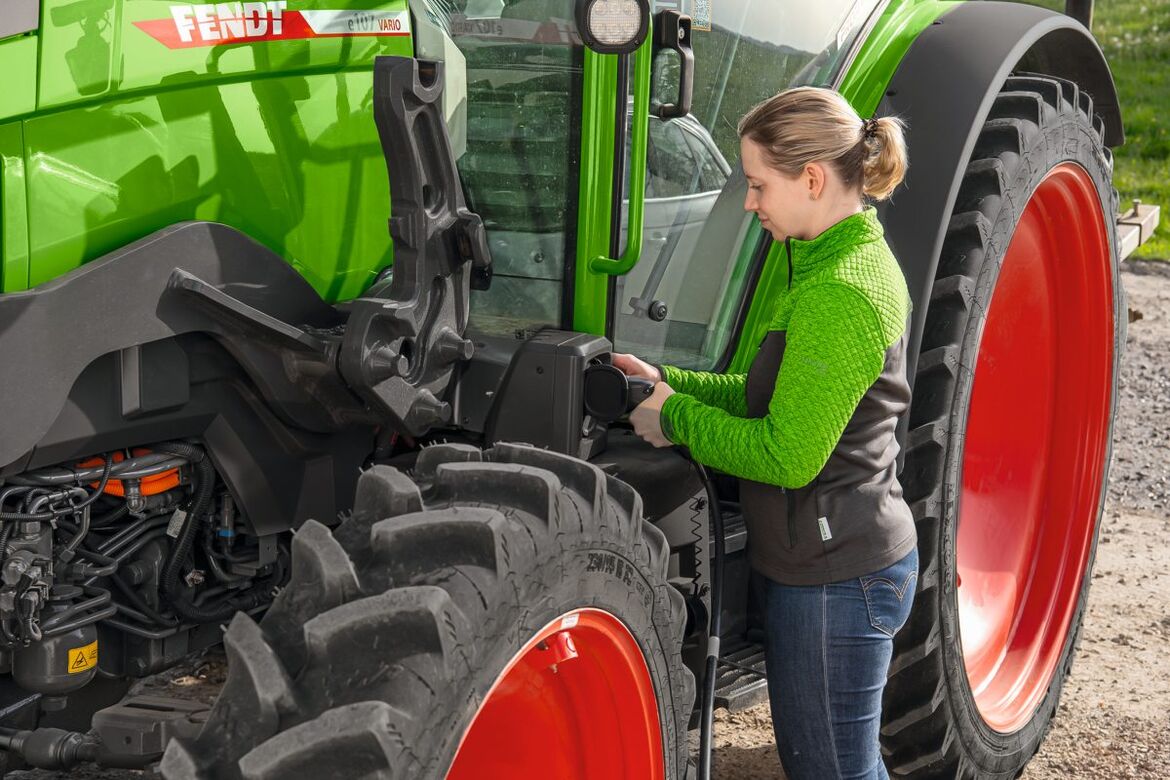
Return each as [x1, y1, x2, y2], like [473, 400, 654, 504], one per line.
[338, 57, 492, 437]
[485, 330, 611, 458]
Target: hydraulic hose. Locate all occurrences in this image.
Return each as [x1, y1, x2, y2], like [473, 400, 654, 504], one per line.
[0, 458, 113, 521]
[157, 443, 214, 601]
[687, 457, 725, 780]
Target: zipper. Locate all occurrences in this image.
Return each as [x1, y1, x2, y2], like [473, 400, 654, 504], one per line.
[785, 237, 793, 290]
[785, 488, 797, 548]
[783, 236, 796, 548]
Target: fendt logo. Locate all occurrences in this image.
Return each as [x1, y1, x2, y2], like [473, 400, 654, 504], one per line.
[134, 3, 411, 49]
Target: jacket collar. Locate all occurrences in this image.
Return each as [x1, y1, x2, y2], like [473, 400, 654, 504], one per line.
[786, 207, 884, 286]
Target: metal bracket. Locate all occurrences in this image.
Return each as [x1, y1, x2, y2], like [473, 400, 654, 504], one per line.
[1117, 199, 1161, 261]
[338, 57, 492, 436]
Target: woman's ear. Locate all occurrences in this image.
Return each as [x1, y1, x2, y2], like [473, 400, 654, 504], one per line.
[804, 163, 827, 200]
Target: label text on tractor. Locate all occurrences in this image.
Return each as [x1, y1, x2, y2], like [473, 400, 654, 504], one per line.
[134, 4, 412, 49]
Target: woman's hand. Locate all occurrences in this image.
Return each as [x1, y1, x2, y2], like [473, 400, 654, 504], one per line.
[612, 353, 663, 383]
[630, 382, 675, 448]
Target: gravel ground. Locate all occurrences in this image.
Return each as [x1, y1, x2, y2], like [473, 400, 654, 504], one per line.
[11, 263, 1170, 779]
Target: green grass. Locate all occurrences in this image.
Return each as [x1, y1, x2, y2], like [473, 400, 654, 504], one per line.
[1014, 0, 1170, 259]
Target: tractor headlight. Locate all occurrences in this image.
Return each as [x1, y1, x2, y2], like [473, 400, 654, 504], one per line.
[577, 0, 650, 54]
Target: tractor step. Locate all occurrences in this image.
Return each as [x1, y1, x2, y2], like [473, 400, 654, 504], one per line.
[714, 641, 769, 713]
[92, 695, 210, 764]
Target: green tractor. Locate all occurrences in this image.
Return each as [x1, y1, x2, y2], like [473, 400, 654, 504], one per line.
[0, 0, 1156, 777]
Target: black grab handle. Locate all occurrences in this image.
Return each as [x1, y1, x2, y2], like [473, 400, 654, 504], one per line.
[654, 10, 693, 119]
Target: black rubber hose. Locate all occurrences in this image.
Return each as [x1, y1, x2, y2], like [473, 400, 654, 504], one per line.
[97, 515, 168, 557]
[152, 444, 272, 624]
[90, 504, 129, 528]
[10, 452, 185, 485]
[169, 585, 268, 624]
[0, 523, 13, 561]
[0, 457, 113, 521]
[109, 575, 177, 628]
[158, 445, 214, 601]
[692, 460, 725, 780]
[59, 506, 91, 561]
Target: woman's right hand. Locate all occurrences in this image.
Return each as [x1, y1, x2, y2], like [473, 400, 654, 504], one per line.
[612, 353, 663, 383]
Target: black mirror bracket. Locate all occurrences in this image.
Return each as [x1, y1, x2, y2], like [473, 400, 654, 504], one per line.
[654, 10, 694, 119]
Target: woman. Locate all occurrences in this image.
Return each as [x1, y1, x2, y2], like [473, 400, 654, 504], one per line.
[618, 87, 917, 780]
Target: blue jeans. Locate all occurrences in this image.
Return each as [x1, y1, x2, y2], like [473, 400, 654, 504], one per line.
[763, 548, 918, 780]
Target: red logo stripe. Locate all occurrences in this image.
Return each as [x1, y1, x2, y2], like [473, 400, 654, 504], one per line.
[133, 11, 409, 50]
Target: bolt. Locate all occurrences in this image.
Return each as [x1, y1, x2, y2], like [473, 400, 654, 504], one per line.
[435, 327, 474, 363]
[184, 569, 206, 587]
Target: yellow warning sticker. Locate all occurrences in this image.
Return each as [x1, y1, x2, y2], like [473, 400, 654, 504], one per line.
[67, 640, 98, 674]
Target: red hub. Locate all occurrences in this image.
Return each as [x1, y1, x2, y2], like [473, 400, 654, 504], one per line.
[446, 608, 664, 779]
[957, 163, 1113, 733]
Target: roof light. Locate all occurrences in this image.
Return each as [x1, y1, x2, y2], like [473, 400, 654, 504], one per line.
[577, 0, 649, 55]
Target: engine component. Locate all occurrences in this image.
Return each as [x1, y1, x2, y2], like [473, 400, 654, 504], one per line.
[12, 586, 97, 696]
[0, 440, 285, 707]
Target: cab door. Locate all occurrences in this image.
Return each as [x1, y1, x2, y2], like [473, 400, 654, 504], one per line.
[612, 0, 883, 370]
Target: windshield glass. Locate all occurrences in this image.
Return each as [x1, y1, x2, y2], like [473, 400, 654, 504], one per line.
[612, 0, 882, 369]
[411, 0, 585, 338]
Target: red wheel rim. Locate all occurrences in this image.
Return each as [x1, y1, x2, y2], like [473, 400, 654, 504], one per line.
[446, 608, 665, 779]
[957, 163, 1113, 733]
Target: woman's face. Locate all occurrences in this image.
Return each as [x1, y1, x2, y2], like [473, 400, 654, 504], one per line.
[740, 137, 824, 241]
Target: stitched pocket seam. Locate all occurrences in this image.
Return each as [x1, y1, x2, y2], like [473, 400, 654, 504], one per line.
[861, 570, 917, 637]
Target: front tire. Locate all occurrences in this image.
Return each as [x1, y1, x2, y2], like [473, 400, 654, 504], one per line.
[883, 74, 1123, 778]
[161, 442, 694, 779]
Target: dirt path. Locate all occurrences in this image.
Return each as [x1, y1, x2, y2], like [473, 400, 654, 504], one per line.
[707, 261, 1170, 779]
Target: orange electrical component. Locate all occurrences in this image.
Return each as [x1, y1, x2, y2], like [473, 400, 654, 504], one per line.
[77, 449, 182, 498]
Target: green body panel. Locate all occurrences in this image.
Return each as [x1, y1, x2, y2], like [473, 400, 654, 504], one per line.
[10, 1, 413, 299]
[0, 123, 30, 290]
[5, 0, 954, 347]
[588, 41, 650, 277]
[725, 0, 953, 374]
[572, 49, 619, 336]
[0, 36, 38, 120]
[572, 40, 652, 335]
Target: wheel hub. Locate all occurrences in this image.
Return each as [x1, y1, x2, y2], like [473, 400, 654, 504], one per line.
[447, 607, 664, 779]
[957, 163, 1114, 733]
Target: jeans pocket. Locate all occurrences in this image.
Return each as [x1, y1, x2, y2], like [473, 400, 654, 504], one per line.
[859, 554, 918, 638]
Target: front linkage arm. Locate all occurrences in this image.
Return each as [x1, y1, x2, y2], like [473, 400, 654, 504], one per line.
[338, 56, 492, 437]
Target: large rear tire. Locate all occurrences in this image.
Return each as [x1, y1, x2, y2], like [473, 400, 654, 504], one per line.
[160, 442, 694, 779]
[883, 74, 1123, 778]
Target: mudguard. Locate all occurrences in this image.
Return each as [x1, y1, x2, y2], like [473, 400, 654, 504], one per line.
[876, 1, 1121, 395]
[0, 222, 374, 533]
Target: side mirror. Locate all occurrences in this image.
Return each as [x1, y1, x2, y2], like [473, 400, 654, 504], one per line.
[576, 0, 650, 55]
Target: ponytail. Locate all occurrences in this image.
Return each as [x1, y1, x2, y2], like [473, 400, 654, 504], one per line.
[861, 116, 908, 201]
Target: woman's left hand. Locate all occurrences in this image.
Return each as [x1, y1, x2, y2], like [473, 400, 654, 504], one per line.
[630, 382, 675, 448]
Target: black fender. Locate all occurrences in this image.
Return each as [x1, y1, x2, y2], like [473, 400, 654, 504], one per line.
[876, 1, 1122, 404]
[0, 222, 374, 533]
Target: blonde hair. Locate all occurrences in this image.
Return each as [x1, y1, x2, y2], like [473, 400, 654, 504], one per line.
[737, 86, 908, 201]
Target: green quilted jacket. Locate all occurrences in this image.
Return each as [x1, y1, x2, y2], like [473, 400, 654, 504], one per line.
[659, 207, 918, 584]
